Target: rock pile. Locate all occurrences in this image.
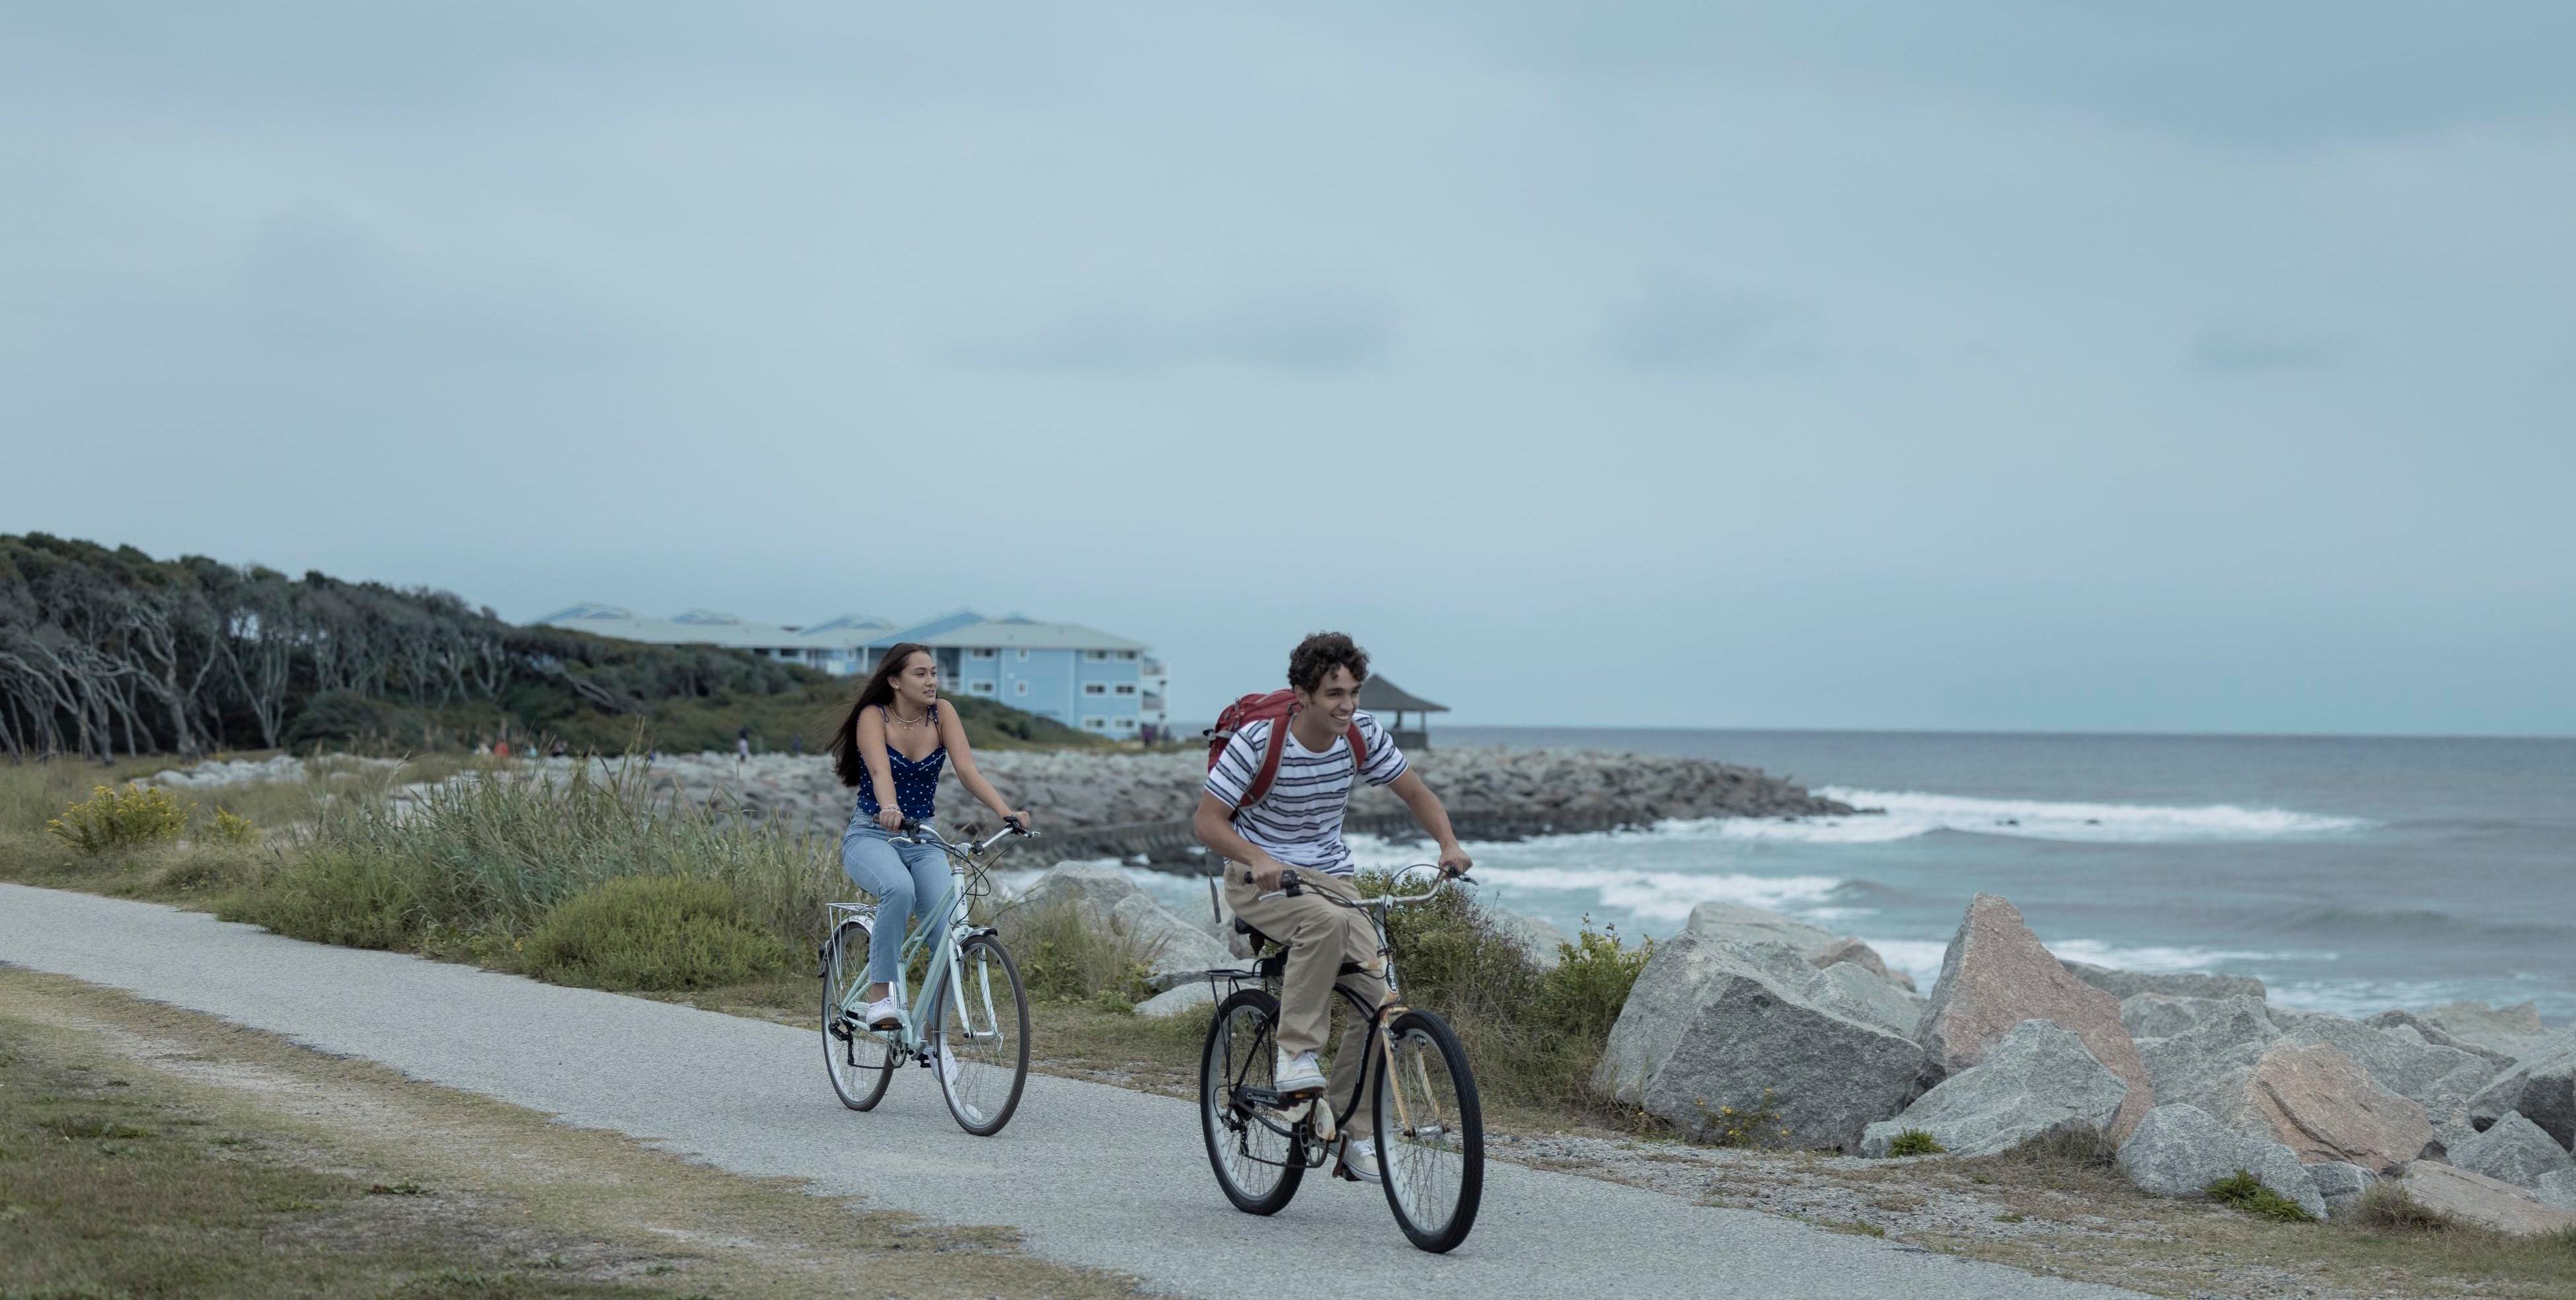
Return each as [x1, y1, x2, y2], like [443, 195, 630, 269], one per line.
[388, 745, 1852, 849]
[1588, 888, 2576, 1234]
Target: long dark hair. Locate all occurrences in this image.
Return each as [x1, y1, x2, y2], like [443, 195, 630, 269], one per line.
[828, 642, 932, 787]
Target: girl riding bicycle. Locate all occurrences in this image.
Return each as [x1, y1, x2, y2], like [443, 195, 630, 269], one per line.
[827, 642, 1034, 1032]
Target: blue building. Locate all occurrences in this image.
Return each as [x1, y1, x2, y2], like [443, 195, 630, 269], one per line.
[529, 604, 1164, 736]
[868, 613, 1158, 737]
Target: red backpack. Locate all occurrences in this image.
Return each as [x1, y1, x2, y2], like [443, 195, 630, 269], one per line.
[1204, 689, 1367, 812]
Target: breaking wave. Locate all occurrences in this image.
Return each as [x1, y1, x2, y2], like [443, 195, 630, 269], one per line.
[1690, 788, 2375, 845]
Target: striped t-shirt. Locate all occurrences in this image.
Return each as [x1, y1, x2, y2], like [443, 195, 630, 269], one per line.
[1203, 710, 1408, 876]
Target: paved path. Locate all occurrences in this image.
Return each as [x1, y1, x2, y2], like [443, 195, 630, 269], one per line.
[0, 884, 2145, 1299]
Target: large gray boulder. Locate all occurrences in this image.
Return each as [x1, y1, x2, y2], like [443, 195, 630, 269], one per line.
[2399, 1161, 2576, 1236]
[2538, 1168, 2576, 1212]
[2363, 1009, 2515, 1069]
[2448, 1111, 2576, 1190]
[1135, 981, 1217, 1020]
[1484, 905, 1570, 972]
[1011, 862, 1234, 990]
[2122, 993, 2230, 1042]
[2115, 1103, 2325, 1219]
[1917, 894, 2154, 1139]
[1860, 1020, 2127, 1158]
[1811, 936, 1917, 992]
[1801, 961, 1928, 1037]
[1597, 930, 1924, 1151]
[1681, 903, 1916, 991]
[2306, 1161, 2376, 1217]
[2061, 960, 2264, 1002]
[2136, 995, 2279, 1105]
[2466, 1038, 2576, 1150]
[2409, 1001, 2561, 1063]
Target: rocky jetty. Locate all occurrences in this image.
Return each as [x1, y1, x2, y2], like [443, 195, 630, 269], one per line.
[394, 745, 1852, 853]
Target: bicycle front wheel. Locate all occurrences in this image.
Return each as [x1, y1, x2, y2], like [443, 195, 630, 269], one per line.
[928, 932, 1029, 1136]
[1373, 1008, 1484, 1253]
[1200, 989, 1304, 1215]
[822, 917, 896, 1111]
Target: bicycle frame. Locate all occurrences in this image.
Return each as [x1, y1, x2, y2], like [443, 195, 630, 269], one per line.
[1205, 864, 1459, 1161]
[829, 820, 1024, 1065]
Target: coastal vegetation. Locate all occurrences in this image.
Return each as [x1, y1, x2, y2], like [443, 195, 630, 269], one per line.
[0, 532, 1094, 760]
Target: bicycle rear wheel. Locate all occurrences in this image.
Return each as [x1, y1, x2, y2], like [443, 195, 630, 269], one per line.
[1373, 1008, 1483, 1253]
[822, 917, 897, 1110]
[1199, 989, 1305, 1215]
[928, 933, 1028, 1136]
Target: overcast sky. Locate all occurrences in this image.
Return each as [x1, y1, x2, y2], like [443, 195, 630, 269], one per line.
[6, 3, 2571, 734]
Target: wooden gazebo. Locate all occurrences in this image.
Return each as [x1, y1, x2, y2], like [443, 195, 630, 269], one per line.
[1359, 677, 1449, 751]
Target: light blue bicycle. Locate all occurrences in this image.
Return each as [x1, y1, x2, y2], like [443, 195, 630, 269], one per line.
[821, 818, 1033, 1136]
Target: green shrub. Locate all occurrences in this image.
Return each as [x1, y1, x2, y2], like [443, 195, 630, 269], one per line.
[2206, 1170, 2317, 1223]
[520, 874, 794, 991]
[998, 898, 1160, 1009]
[1884, 1128, 1946, 1157]
[207, 808, 258, 845]
[48, 783, 191, 855]
[219, 848, 430, 950]
[2347, 1182, 2454, 1233]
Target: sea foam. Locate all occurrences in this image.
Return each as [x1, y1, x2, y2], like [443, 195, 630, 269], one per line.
[1702, 788, 2377, 845]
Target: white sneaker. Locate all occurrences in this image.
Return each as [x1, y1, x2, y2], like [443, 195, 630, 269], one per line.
[1339, 1135, 1380, 1182]
[863, 996, 900, 1031]
[1275, 1048, 1325, 1094]
[938, 1043, 983, 1124]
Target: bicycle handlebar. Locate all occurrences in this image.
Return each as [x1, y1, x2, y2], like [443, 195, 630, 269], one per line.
[1251, 862, 1470, 907]
[893, 818, 1037, 855]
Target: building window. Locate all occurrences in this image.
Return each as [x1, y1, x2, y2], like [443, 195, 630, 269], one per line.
[1113, 716, 1137, 730]
[1117, 650, 1139, 660]
[1114, 683, 1137, 695]
[1014, 681, 1028, 696]
[1084, 650, 1110, 662]
[1082, 716, 1108, 731]
[969, 680, 997, 695]
[1082, 683, 1107, 696]
[969, 647, 997, 660]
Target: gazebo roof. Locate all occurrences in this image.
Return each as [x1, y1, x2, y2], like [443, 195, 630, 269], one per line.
[1360, 677, 1448, 714]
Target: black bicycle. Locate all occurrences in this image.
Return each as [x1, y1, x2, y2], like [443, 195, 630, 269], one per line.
[1195, 863, 1484, 1254]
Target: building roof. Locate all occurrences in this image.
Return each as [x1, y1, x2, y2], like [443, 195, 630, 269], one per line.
[1360, 677, 1448, 714]
[911, 618, 1150, 652]
[531, 603, 1151, 655]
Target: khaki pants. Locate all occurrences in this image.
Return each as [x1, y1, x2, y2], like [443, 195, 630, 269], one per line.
[1223, 866, 1387, 1139]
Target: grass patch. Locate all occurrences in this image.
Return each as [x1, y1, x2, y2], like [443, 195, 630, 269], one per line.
[521, 875, 795, 991]
[2205, 1170, 2316, 1223]
[994, 897, 1162, 1010]
[1883, 1128, 1946, 1157]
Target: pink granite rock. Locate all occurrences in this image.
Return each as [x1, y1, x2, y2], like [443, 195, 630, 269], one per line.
[2246, 1042, 2436, 1174]
[1916, 894, 2154, 1139]
[2400, 1161, 2576, 1236]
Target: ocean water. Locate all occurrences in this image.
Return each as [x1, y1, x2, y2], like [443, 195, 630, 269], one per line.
[1110, 728, 2576, 1024]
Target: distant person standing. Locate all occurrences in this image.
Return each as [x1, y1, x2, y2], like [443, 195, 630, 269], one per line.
[736, 725, 751, 763]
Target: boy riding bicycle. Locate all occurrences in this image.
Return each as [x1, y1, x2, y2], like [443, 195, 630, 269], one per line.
[1192, 632, 1472, 1182]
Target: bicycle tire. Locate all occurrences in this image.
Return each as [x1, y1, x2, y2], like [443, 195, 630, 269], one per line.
[1199, 989, 1305, 1215]
[1373, 1007, 1484, 1253]
[928, 932, 1029, 1136]
[821, 918, 896, 1111]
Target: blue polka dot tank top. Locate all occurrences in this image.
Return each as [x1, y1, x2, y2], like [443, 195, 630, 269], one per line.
[856, 703, 945, 822]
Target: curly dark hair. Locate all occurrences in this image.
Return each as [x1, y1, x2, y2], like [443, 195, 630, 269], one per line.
[1287, 632, 1369, 693]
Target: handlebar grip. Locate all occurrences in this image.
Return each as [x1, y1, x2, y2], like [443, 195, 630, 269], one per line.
[898, 818, 923, 835]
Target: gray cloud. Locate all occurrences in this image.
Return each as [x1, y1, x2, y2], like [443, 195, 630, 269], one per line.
[1603, 280, 1790, 372]
[2189, 320, 2347, 374]
[936, 291, 1395, 373]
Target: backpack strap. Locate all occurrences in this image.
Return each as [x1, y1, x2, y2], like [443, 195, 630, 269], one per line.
[1236, 716, 1293, 810]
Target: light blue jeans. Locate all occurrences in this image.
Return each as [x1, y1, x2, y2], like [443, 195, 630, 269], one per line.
[840, 819, 952, 987]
